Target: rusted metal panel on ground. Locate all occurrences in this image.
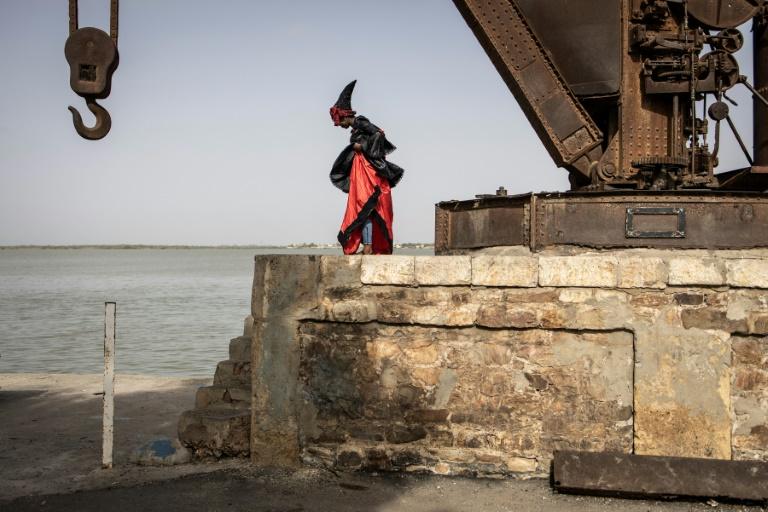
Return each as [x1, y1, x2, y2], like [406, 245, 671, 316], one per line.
[435, 192, 768, 253]
[552, 450, 768, 502]
[452, 0, 602, 178]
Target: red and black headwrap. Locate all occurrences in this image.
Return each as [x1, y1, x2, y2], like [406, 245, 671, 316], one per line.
[330, 80, 357, 126]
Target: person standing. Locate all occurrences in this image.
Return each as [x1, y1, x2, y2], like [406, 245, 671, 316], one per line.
[329, 80, 404, 255]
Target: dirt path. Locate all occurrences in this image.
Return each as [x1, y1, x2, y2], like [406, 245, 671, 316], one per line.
[1, 374, 765, 511]
[3, 466, 766, 512]
[0, 373, 242, 500]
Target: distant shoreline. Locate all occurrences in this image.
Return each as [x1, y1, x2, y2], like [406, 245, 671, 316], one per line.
[0, 243, 434, 250]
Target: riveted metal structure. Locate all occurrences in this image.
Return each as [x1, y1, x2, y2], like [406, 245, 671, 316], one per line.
[436, 191, 768, 253]
[442, 0, 768, 252]
[453, 0, 768, 190]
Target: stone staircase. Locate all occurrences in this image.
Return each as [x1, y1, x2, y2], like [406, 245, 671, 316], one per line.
[177, 316, 253, 458]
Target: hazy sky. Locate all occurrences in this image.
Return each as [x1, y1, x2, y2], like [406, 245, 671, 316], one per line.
[0, 1, 758, 245]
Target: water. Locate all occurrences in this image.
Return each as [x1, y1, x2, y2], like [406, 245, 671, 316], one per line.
[0, 247, 430, 377]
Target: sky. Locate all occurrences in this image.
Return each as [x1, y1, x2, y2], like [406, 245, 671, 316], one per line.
[0, 1, 759, 245]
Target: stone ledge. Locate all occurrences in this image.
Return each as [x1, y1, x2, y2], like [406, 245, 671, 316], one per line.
[618, 257, 667, 289]
[349, 253, 768, 289]
[726, 259, 768, 289]
[668, 257, 725, 286]
[361, 256, 415, 285]
[539, 256, 618, 287]
[415, 256, 471, 286]
[471, 256, 538, 287]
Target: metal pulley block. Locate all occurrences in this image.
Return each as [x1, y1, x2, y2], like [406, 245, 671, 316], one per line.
[64, 0, 119, 140]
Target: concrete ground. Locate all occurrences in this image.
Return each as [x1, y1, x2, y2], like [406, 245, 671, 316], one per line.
[1, 373, 766, 512]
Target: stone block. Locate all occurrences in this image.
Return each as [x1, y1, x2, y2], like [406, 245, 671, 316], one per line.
[373, 287, 478, 327]
[320, 255, 362, 290]
[726, 259, 768, 289]
[361, 256, 415, 285]
[229, 336, 251, 362]
[471, 256, 538, 287]
[195, 386, 251, 410]
[213, 360, 251, 388]
[668, 257, 725, 286]
[680, 308, 747, 333]
[634, 329, 731, 459]
[618, 257, 667, 289]
[505, 456, 537, 473]
[732, 336, 768, 461]
[538, 256, 618, 287]
[178, 409, 250, 458]
[243, 315, 255, 337]
[415, 256, 471, 286]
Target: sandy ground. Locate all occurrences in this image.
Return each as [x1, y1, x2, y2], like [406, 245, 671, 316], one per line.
[1, 373, 766, 512]
[0, 373, 242, 501]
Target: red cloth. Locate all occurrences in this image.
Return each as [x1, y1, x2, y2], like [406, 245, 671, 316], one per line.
[340, 153, 393, 255]
[330, 106, 355, 126]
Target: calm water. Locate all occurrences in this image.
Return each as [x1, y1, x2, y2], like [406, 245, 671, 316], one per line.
[0, 248, 430, 377]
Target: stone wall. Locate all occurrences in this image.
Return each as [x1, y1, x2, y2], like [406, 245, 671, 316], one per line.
[249, 250, 768, 477]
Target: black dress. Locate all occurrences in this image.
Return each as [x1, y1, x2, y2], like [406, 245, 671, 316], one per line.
[330, 116, 404, 193]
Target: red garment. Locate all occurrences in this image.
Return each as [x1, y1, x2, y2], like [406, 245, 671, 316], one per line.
[339, 153, 393, 255]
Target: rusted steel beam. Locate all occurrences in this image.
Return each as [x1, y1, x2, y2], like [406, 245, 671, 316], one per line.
[435, 191, 768, 252]
[553, 450, 768, 502]
[452, 0, 603, 178]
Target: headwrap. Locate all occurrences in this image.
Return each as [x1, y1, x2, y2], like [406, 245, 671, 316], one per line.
[330, 80, 357, 126]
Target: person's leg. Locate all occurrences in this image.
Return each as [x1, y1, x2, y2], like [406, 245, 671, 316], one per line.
[361, 219, 373, 254]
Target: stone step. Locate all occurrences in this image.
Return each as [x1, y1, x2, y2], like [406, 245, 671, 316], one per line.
[178, 408, 250, 458]
[229, 335, 251, 362]
[195, 385, 251, 410]
[213, 360, 251, 388]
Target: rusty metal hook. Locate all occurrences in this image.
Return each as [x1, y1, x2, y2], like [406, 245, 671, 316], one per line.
[68, 97, 112, 140]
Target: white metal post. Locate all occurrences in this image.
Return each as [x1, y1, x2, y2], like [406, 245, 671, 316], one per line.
[103, 301, 116, 469]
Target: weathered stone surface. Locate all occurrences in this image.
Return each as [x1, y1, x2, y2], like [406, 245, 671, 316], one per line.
[233, 253, 768, 476]
[680, 308, 747, 333]
[213, 360, 251, 388]
[668, 257, 725, 286]
[726, 259, 768, 289]
[251, 255, 322, 467]
[415, 256, 471, 286]
[732, 336, 768, 461]
[299, 322, 633, 472]
[538, 256, 618, 287]
[617, 257, 666, 289]
[471, 256, 538, 287]
[229, 336, 251, 362]
[320, 255, 362, 290]
[178, 409, 250, 458]
[674, 293, 704, 306]
[243, 315, 255, 337]
[195, 385, 251, 410]
[634, 327, 732, 459]
[372, 287, 479, 326]
[361, 256, 415, 285]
